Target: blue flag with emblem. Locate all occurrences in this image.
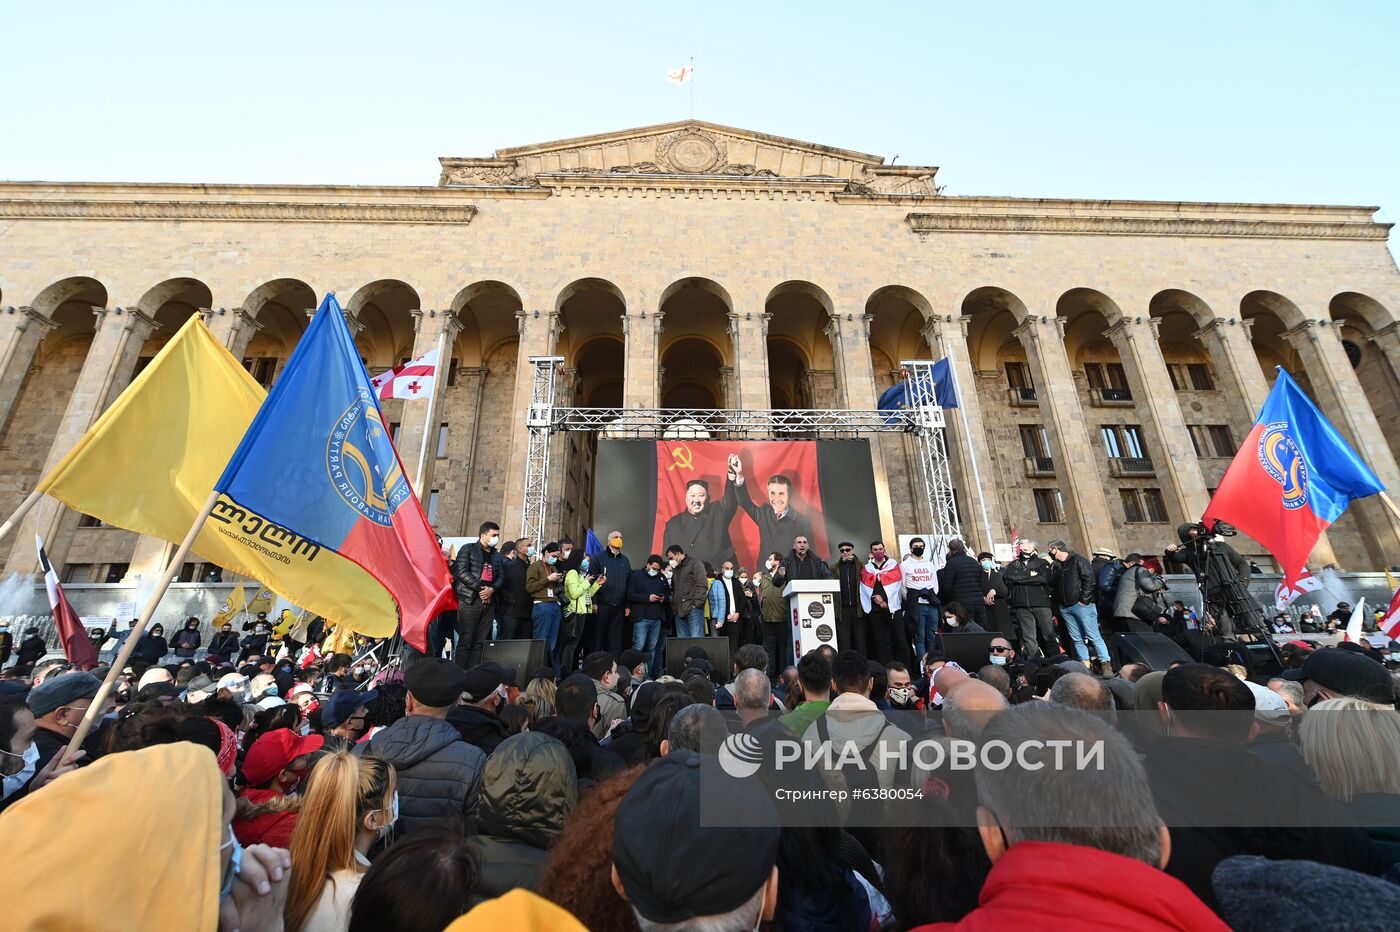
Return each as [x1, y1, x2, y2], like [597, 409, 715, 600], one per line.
[877, 359, 958, 424]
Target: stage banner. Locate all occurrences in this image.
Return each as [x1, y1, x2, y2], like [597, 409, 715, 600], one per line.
[594, 439, 881, 574]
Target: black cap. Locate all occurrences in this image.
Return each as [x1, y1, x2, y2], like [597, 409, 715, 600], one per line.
[404, 657, 468, 707]
[613, 751, 779, 923]
[462, 662, 505, 702]
[1283, 647, 1394, 704]
[323, 688, 377, 728]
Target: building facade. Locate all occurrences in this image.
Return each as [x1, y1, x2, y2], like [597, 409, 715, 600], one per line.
[1, 120, 1398, 584]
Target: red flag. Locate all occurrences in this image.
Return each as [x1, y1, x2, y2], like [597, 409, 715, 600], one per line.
[1380, 587, 1400, 643]
[37, 534, 97, 670]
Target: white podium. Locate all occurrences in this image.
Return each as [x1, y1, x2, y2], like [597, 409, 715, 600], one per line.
[783, 579, 842, 658]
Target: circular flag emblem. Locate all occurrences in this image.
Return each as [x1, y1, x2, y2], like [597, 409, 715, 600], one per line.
[1257, 421, 1309, 510]
[327, 388, 411, 526]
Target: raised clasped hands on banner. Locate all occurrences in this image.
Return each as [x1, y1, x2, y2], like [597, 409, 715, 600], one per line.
[727, 453, 742, 481]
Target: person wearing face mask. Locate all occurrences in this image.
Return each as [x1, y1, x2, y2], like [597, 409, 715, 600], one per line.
[709, 560, 744, 657]
[500, 537, 536, 641]
[21, 670, 105, 784]
[451, 521, 503, 670]
[285, 751, 397, 932]
[319, 688, 377, 753]
[0, 694, 85, 809]
[591, 530, 633, 657]
[666, 544, 710, 639]
[527, 542, 567, 662]
[234, 727, 325, 848]
[209, 622, 240, 662]
[976, 552, 1015, 642]
[885, 661, 925, 711]
[937, 538, 991, 631]
[901, 537, 942, 663]
[942, 604, 986, 634]
[135, 622, 170, 665]
[449, 662, 512, 754]
[561, 553, 604, 672]
[760, 552, 790, 679]
[1001, 540, 1056, 659]
[858, 541, 905, 666]
[830, 541, 867, 658]
[627, 555, 669, 674]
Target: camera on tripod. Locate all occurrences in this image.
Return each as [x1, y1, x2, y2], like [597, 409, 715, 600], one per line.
[1184, 519, 1237, 539]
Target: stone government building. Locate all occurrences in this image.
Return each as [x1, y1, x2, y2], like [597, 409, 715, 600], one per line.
[1, 119, 1398, 586]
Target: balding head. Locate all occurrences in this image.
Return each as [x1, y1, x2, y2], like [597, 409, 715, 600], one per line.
[942, 679, 1009, 740]
[934, 663, 971, 698]
[1118, 663, 1149, 683]
[1049, 672, 1116, 724]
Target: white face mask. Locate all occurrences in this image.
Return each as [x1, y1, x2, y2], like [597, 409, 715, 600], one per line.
[888, 686, 914, 705]
[561, 549, 573, 559]
[648, 568, 659, 577]
[0, 742, 39, 801]
[487, 534, 500, 547]
[981, 560, 995, 570]
[739, 577, 749, 585]
[989, 654, 1008, 666]
[669, 559, 679, 569]
[723, 569, 734, 579]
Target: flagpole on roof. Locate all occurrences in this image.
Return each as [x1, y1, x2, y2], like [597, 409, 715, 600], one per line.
[943, 341, 996, 551]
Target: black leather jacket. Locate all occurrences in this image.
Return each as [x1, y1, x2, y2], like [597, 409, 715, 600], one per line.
[452, 540, 495, 604]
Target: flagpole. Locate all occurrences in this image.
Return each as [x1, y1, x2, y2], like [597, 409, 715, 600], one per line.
[414, 330, 448, 493]
[63, 490, 221, 760]
[1378, 491, 1400, 525]
[0, 488, 43, 545]
[942, 341, 995, 550]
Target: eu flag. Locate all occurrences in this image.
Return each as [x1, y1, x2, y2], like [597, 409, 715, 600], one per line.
[584, 528, 605, 560]
[876, 361, 958, 424]
[215, 294, 456, 651]
[1203, 368, 1383, 588]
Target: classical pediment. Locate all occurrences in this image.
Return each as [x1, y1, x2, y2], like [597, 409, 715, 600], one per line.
[438, 121, 938, 196]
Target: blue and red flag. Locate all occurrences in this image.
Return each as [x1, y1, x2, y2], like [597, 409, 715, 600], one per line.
[1203, 368, 1384, 590]
[214, 294, 455, 651]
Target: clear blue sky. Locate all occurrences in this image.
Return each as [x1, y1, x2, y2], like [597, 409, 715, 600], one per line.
[4, 1, 1397, 256]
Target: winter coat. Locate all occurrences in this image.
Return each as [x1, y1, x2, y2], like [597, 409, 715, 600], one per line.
[1212, 853, 1400, 932]
[909, 841, 1227, 931]
[232, 787, 300, 849]
[447, 704, 510, 756]
[1050, 552, 1097, 605]
[626, 568, 668, 621]
[761, 571, 788, 624]
[468, 733, 577, 901]
[208, 631, 239, 659]
[16, 635, 46, 666]
[363, 714, 486, 835]
[1163, 524, 1250, 596]
[800, 693, 911, 791]
[526, 559, 563, 602]
[670, 554, 710, 617]
[563, 569, 602, 617]
[171, 627, 202, 658]
[502, 556, 532, 619]
[134, 633, 169, 665]
[1001, 555, 1053, 609]
[939, 552, 988, 611]
[783, 550, 830, 581]
[981, 567, 1012, 635]
[831, 557, 863, 611]
[452, 540, 495, 604]
[593, 549, 631, 606]
[1113, 566, 1167, 620]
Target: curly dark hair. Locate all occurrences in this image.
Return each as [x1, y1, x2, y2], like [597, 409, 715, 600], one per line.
[537, 766, 643, 932]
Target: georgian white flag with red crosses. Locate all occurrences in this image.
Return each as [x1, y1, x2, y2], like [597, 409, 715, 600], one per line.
[369, 348, 440, 401]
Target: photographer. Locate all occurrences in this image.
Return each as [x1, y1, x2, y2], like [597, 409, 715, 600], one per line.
[1163, 523, 1252, 639]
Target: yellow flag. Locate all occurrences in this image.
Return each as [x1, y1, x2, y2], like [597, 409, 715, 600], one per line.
[213, 582, 247, 626]
[323, 621, 358, 656]
[247, 586, 274, 617]
[36, 315, 398, 636]
[1387, 569, 1398, 593]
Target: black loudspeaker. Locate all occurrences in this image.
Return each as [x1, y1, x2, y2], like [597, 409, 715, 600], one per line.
[665, 637, 732, 678]
[1109, 633, 1193, 672]
[1203, 640, 1283, 679]
[482, 640, 548, 678]
[940, 632, 1000, 672]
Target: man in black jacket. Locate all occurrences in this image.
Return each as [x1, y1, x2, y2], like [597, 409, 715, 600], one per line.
[1001, 540, 1056, 659]
[1047, 540, 1111, 667]
[830, 542, 865, 657]
[451, 521, 501, 669]
[782, 534, 830, 581]
[591, 530, 632, 656]
[626, 555, 668, 673]
[499, 538, 533, 641]
[730, 454, 814, 569]
[938, 538, 990, 628]
[1163, 523, 1252, 639]
[661, 477, 740, 569]
[364, 658, 486, 835]
[977, 552, 1015, 641]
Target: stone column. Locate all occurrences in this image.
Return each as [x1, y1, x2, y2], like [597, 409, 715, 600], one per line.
[1367, 322, 1400, 386]
[7, 306, 160, 573]
[443, 366, 490, 535]
[1195, 316, 1337, 567]
[728, 311, 772, 409]
[1283, 319, 1400, 560]
[502, 309, 561, 536]
[921, 314, 1008, 550]
[826, 312, 878, 408]
[396, 310, 462, 497]
[1104, 316, 1211, 522]
[1011, 313, 1118, 553]
[622, 310, 663, 409]
[0, 306, 57, 437]
[204, 307, 266, 360]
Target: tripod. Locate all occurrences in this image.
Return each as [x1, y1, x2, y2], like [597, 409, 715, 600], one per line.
[1183, 531, 1284, 673]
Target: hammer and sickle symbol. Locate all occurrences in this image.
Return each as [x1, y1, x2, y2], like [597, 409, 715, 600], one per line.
[667, 444, 694, 472]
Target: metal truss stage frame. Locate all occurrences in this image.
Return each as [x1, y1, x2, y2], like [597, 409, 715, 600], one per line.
[521, 356, 963, 552]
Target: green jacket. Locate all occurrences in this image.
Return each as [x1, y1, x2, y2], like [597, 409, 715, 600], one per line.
[760, 572, 788, 624]
[779, 699, 831, 737]
[564, 569, 602, 616]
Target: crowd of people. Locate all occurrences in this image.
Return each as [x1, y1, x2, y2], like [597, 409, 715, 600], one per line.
[1, 526, 1399, 930]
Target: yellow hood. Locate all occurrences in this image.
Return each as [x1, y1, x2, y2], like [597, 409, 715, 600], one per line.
[445, 889, 588, 931]
[0, 742, 224, 930]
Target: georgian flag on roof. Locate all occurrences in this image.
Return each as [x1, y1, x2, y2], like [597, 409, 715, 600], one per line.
[369, 348, 440, 401]
[666, 65, 693, 83]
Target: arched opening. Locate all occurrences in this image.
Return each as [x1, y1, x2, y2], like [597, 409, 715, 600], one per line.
[443, 281, 524, 536]
[240, 279, 315, 387]
[659, 278, 731, 409]
[557, 278, 626, 408]
[765, 281, 834, 408]
[348, 280, 419, 372]
[0, 277, 107, 519]
[137, 278, 213, 361]
[866, 286, 934, 394]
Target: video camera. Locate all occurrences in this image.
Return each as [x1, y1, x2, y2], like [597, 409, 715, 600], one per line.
[1183, 519, 1238, 539]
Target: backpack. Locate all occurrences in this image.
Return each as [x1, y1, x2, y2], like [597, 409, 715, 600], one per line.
[1097, 560, 1126, 598]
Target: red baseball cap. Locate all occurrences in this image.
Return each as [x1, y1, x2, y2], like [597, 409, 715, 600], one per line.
[242, 728, 324, 786]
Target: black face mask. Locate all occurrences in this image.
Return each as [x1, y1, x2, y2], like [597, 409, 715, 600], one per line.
[911, 547, 925, 557]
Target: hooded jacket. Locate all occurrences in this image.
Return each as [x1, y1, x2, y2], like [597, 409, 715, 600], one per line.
[469, 732, 578, 901]
[364, 714, 486, 835]
[448, 703, 511, 755]
[801, 692, 911, 791]
[1114, 565, 1167, 620]
[0, 743, 224, 931]
[909, 841, 1227, 931]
